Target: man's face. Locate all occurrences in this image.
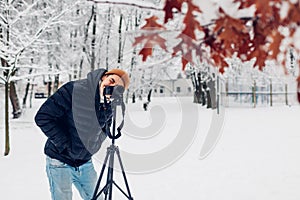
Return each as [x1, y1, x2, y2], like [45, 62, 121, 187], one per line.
[100, 74, 124, 95]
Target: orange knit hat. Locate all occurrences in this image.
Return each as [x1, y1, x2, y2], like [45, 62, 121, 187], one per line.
[105, 68, 130, 89]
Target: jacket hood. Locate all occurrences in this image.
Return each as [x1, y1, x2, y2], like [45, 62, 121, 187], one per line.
[72, 68, 109, 157]
[86, 68, 107, 94]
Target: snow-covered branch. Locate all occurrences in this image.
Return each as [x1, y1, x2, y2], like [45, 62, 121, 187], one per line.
[135, 54, 178, 70]
[10, 0, 43, 26]
[87, 0, 163, 11]
[0, 13, 7, 24]
[0, 76, 6, 84]
[10, 70, 69, 81]
[12, 1, 82, 60]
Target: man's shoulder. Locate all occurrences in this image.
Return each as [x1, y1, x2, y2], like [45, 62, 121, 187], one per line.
[58, 79, 90, 94]
[53, 81, 75, 97]
[58, 81, 75, 88]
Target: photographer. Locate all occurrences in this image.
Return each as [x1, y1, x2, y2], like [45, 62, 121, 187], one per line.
[35, 68, 130, 200]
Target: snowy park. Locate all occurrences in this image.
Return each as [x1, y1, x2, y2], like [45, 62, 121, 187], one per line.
[1, 96, 300, 200]
[1, 0, 300, 200]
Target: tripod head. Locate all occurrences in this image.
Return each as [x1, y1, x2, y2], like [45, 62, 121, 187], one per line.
[103, 85, 126, 142]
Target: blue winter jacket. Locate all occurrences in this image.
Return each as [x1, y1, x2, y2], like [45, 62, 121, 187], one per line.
[35, 69, 112, 167]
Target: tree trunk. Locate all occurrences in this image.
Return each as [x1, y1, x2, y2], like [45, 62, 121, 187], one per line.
[192, 72, 202, 104]
[147, 89, 152, 102]
[22, 68, 33, 108]
[4, 81, 10, 156]
[207, 76, 217, 109]
[105, 7, 112, 68]
[91, 5, 96, 71]
[29, 82, 35, 108]
[125, 10, 141, 103]
[118, 14, 123, 65]
[22, 81, 31, 108]
[190, 72, 197, 103]
[78, 57, 83, 79]
[201, 81, 207, 106]
[47, 80, 52, 97]
[82, 5, 93, 71]
[206, 89, 212, 108]
[9, 81, 21, 118]
[2, 0, 11, 155]
[132, 92, 136, 103]
[53, 74, 60, 92]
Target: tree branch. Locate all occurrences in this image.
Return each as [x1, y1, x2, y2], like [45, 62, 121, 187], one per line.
[10, 70, 69, 81]
[87, 0, 163, 11]
[0, 76, 6, 83]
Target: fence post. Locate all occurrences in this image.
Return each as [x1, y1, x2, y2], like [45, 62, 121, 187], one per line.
[217, 75, 220, 114]
[225, 79, 229, 107]
[285, 83, 288, 106]
[252, 80, 256, 108]
[270, 79, 273, 107]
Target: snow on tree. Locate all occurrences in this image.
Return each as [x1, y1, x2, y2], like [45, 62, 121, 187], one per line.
[0, 0, 84, 155]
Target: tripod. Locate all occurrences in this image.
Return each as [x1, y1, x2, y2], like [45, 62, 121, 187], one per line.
[92, 91, 133, 200]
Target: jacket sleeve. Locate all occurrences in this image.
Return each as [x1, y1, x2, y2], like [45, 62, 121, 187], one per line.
[34, 82, 73, 153]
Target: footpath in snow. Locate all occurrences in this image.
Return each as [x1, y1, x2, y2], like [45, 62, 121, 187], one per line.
[0, 96, 300, 200]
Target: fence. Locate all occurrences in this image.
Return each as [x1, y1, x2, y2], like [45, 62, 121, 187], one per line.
[218, 79, 297, 108]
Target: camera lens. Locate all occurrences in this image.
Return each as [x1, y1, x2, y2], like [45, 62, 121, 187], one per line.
[103, 86, 115, 96]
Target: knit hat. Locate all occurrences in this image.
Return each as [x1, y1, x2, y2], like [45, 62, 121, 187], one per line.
[105, 68, 130, 89]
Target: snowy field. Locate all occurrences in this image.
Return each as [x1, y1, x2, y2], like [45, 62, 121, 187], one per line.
[0, 96, 300, 200]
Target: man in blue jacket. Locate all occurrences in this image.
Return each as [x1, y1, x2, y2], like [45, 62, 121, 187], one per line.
[35, 68, 130, 200]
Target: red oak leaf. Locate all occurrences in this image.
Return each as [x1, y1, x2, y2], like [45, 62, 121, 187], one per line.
[141, 16, 166, 29]
[163, 0, 183, 23]
[139, 45, 153, 61]
[133, 15, 167, 61]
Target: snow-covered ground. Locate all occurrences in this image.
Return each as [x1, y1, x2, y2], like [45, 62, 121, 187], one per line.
[0, 96, 300, 200]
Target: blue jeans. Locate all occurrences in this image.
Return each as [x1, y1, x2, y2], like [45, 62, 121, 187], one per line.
[46, 156, 102, 200]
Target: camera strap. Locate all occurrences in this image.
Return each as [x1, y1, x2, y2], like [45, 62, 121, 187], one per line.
[116, 101, 125, 138]
[102, 101, 125, 140]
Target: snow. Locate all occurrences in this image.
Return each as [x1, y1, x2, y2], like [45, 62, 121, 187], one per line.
[1, 96, 300, 200]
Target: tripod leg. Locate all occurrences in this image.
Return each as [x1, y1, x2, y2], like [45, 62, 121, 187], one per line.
[92, 148, 110, 200]
[115, 148, 133, 200]
[105, 147, 115, 200]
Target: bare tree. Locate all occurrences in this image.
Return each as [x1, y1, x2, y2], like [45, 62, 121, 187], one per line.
[0, 0, 82, 155]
